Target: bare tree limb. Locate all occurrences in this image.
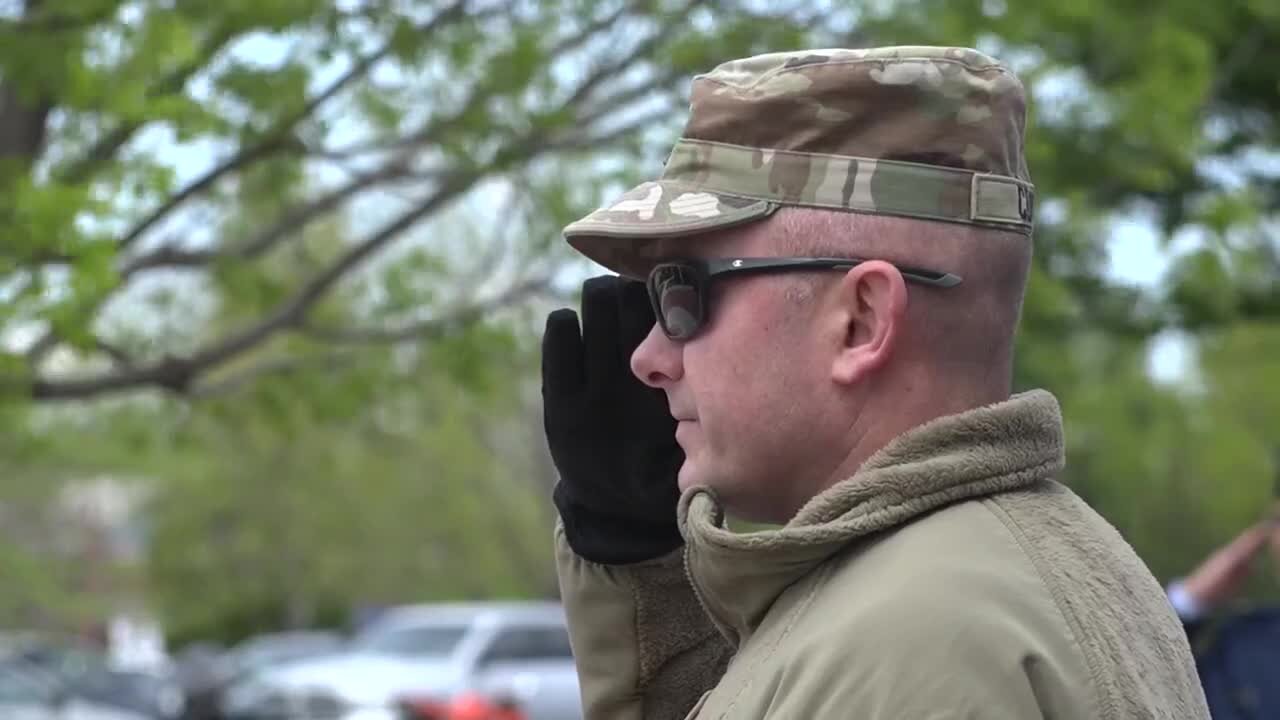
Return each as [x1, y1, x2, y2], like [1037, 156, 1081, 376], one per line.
[458, 179, 528, 287]
[574, 70, 683, 129]
[205, 171, 479, 353]
[300, 276, 552, 345]
[94, 339, 136, 369]
[116, 245, 216, 272]
[189, 351, 360, 399]
[544, 0, 636, 59]
[239, 170, 415, 260]
[122, 161, 418, 275]
[4, 248, 73, 266]
[20, 356, 192, 399]
[311, 133, 427, 161]
[547, 106, 674, 153]
[117, 137, 298, 254]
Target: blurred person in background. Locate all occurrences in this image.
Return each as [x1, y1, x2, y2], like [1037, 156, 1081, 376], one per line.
[1167, 520, 1279, 633]
[1168, 516, 1280, 719]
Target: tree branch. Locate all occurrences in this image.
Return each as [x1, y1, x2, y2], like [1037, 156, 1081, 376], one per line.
[116, 245, 215, 272]
[94, 338, 136, 369]
[206, 172, 478, 353]
[574, 70, 683, 129]
[0, 0, 57, 167]
[1207, 26, 1267, 108]
[117, 137, 298, 254]
[322, 0, 644, 163]
[28, 156, 424, 364]
[300, 276, 553, 345]
[0, 87, 53, 166]
[457, 180, 528, 287]
[121, 161, 417, 276]
[0, 2, 117, 34]
[547, 106, 674, 153]
[232, 164, 417, 259]
[20, 169, 481, 401]
[116, 24, 393, 254]
[60, 27, 239, 185]
[4, 248, 73, 266]
[115, 0, 477, 256]
[189, 351, 359, 399]
[544, 0, 636, 59]
[559, 0, 706, 112]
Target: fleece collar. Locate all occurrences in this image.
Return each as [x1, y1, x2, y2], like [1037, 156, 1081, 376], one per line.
[677, 390, 1065, 646]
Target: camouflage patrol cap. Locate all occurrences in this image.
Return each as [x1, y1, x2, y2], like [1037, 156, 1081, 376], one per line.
[564, 46, 1036, 278]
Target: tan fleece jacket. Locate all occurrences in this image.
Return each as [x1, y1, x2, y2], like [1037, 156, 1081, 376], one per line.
[556, 390, 1210, 719]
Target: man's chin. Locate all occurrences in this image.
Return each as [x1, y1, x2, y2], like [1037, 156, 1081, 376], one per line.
[677, 458, 720, 495]
[676, 462, 700, 493]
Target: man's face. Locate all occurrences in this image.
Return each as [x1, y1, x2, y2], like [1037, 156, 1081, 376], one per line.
[630, 228, 835, 520]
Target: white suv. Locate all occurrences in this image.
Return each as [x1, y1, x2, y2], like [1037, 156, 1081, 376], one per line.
[220, 602, 582, 720]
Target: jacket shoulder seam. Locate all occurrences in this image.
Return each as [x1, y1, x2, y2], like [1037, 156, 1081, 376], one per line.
[980, 496, 1111, 720]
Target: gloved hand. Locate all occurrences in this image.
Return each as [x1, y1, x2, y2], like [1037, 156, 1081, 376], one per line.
[542, 275, 684, 565]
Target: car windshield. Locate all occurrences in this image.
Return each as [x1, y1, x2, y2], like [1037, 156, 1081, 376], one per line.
[354, 625, 468, 658]
[236, 635, 344, 671]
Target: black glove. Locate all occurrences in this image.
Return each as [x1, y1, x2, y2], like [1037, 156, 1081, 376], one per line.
[542, 275, 684, 564]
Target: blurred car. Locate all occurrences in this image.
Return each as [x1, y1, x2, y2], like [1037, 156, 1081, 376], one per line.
[0, 657, 156, 720]
[176, 631, 346, 720]
[220, 602, 581, 720]
[0, 632, 184, 718]
[225, 632, 346, 677]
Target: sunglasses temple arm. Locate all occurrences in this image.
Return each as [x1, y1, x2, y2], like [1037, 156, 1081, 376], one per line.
[903, 270, 963, 288]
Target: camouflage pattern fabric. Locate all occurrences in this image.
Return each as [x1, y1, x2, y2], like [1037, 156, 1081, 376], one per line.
[563, 46, 1037, 278]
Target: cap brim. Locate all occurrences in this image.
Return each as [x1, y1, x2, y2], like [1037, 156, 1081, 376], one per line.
[563, 181, 778, 279]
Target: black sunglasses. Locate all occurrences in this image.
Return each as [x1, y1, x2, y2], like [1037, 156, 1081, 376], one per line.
[645, 257, 962, 341]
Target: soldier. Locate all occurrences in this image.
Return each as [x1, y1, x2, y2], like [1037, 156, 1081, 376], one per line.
[542, 46, 1211, 719]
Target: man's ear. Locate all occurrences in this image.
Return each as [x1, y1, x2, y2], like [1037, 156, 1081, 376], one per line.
[828, 261, 907, 385]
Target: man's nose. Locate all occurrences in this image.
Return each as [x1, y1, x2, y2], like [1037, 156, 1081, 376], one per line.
[631, 323, 683, 388]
